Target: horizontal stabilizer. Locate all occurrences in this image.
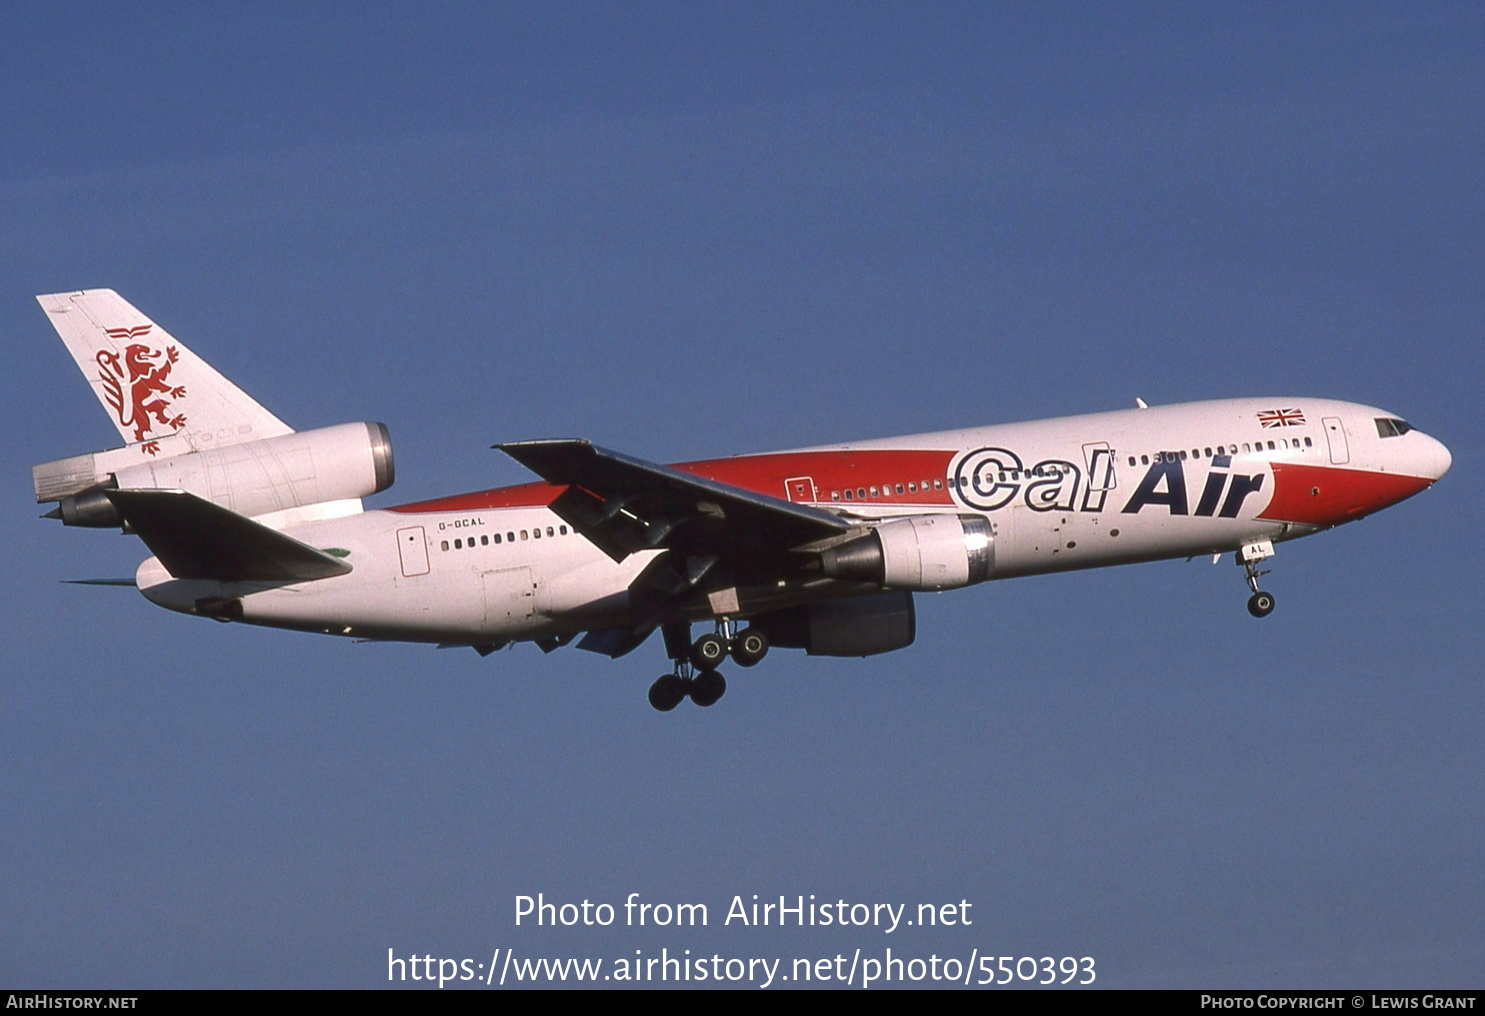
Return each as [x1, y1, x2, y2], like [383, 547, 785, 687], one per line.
[105, 489, 353, 582]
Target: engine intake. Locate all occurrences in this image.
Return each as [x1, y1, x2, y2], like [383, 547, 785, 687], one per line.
[819, 514, 993, 591]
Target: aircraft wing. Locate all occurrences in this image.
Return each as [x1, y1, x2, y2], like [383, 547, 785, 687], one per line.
[497, 439, 850, 563]
[105, 489, 354, 582]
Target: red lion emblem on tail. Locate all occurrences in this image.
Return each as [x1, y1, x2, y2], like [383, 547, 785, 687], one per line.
[97, 325, 188, 456]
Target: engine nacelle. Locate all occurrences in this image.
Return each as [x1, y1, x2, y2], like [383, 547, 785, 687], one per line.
[46, 422, 394, 527]
[819, 514, 993, 591]
[753, 591, 916, 657]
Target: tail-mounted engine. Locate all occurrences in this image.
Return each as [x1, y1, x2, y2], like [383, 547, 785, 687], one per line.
[819, 514, 993, 591]
[37, 422, 395, 527]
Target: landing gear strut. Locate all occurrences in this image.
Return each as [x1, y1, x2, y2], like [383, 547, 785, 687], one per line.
[1238, 542, 1276, 618]
[646, 619, 770, 711]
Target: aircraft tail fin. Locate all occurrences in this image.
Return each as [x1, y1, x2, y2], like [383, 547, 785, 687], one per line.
[105, 488, 353, 582]
[37, 289, 293, 459]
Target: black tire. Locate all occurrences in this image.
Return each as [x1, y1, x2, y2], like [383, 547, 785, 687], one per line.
[648, 674, 686, 712]
[690, 633, 728, 671]
[1247, 591, 1276, 618]
[690, 670, 727, 707]
[731, 627, 769, 667]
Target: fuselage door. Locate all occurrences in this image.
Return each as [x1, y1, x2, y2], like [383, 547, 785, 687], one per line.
[396, 526, 430, 577]
[784, 475, 818, 503]
[1322, 416, 1350, 465]
[1080, 442, 1115, 512]
[483, 567, 536, 626]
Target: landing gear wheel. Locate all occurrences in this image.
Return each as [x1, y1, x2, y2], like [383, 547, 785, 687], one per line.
[690, 669, 726, 707]
[690, 633, 728, 671]
[731, 627, 769, 667]
[648, 674, 687, 711]
[1247, 591, 1276, 618]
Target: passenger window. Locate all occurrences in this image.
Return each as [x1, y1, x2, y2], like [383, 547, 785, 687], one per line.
[832, 490, 841, 501]
[481, 535, 489, 546]
[844, 490, 853, 501]
[560, 525, 568, 535]
[454, 538, 462, 549]
[495, 533, 502, 544]
[440, 540, 449, 551]
[547, 527, 554, 537]
[933, 479, 942, 489]
[521, 530, 528, 541]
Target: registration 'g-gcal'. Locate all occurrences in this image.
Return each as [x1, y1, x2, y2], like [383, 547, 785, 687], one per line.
[34, 291, 1452, 710]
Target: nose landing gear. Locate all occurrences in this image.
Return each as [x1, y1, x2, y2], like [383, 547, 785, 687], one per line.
[1247, 589, 1276, 618]
[1238, 541, 1276, 618]
[647, 620, 770, 711]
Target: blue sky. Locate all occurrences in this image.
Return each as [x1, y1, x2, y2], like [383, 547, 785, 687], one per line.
[3, 2, 1482, 988]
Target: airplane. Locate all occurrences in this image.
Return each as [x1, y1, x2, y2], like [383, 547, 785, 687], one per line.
[33, 290, 1452, 711]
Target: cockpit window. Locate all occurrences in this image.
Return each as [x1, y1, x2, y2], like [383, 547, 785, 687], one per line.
[1375, 418, 1413, 438]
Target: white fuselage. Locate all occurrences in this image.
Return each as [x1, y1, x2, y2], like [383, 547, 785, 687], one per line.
[134, 398, 1451, 644]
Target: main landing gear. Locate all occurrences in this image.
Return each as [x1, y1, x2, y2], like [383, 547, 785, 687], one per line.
[1238, 542, 1276, 618]
[648, 620, 770, 711]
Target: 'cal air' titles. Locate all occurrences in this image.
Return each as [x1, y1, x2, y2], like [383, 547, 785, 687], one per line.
[951, 446, 1266, 518]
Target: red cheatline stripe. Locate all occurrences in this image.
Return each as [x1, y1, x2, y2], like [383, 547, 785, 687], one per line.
[1259, 462, 1432, 525]
[385, 448, 959, 514]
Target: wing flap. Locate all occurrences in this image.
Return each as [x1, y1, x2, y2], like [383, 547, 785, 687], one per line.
[105, 489, 353, 582]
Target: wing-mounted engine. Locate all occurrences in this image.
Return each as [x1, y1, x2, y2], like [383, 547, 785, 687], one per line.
[36, 422, 395, 528]
[818, 514, 993, 591]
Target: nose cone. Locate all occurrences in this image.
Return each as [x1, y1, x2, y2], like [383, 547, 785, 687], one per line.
[1419, 432, 1452, 481]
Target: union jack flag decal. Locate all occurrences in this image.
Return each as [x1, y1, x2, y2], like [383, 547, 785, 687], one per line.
[1257, 407, 1306, 428]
